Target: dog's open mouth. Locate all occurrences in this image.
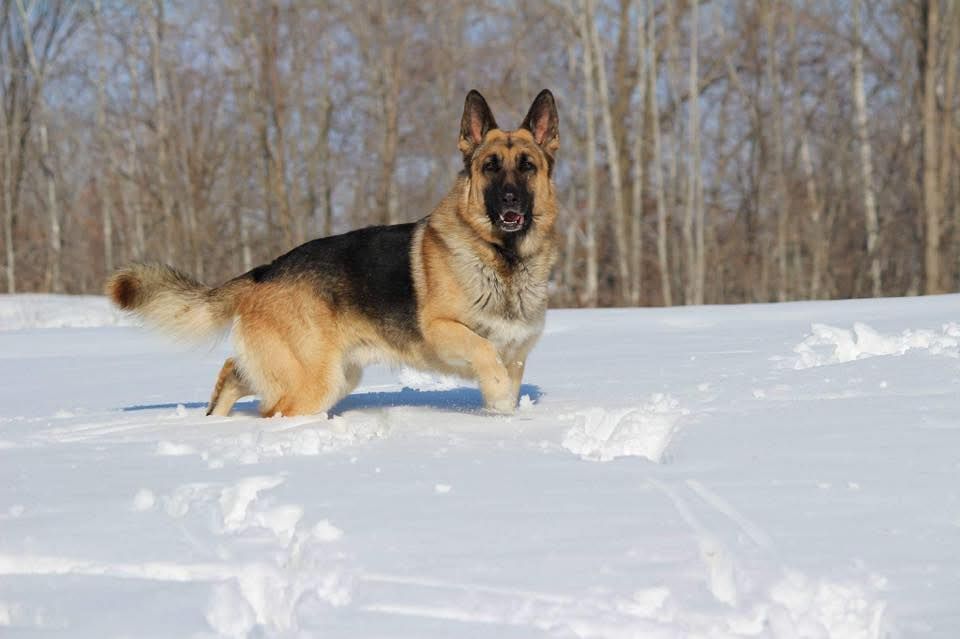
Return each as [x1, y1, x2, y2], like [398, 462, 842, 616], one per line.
[498, 209, 525, 232]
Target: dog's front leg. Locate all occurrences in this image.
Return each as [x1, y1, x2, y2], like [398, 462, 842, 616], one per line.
[505, 339, 538, 405]
[506, 357, 525, 405]
[424, 319, 514, 413]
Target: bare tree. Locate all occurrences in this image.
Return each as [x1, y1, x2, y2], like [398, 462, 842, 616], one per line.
[0, 0, 953, 307]
[852, 0, 881, 297]
[146, 0, 175, 264]
[687, 0, 704, 304]
[763, 0, 789, 302]
[921, 0, 943, 294]
[0, 1, 24, 293]
[118, 22, 146, 262]
[628, 0, 647, 306]
[572, 0, 599, 307]
[587, 0, 629, 303]
[15, 0, 79, 292]
[648, 0, 671, 306]
[93, 0, 113, 276]
[943, 0, 959, 287]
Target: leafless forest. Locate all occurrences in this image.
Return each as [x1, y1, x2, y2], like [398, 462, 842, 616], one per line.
[1, 1, 959, 307]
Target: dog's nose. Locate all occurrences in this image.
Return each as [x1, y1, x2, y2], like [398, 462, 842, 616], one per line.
[503, 192, 517, 205]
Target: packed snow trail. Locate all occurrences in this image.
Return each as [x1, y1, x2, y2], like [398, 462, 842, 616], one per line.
[3, 294, 960, 636]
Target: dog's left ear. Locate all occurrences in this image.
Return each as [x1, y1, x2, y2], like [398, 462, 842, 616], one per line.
[521, 89, 560, 157]
[459, 90, 498, 159]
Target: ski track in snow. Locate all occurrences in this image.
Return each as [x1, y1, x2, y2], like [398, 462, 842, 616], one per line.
[6, 295, 960, 636]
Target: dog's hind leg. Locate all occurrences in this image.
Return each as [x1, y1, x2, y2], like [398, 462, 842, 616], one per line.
[260, 354, 347, 417]
[206, 358, 253, 416]
[339, 362, 363, 404]
[232, 282, 347, 417]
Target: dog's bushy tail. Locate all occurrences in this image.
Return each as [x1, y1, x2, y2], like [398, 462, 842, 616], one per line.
[105, 263, 247, 342]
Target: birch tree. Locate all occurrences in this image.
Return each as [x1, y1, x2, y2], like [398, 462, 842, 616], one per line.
[921, 0, 943, 294]
[628, 0, 646, 306]
[15, 0, 73, 292]
[94, 0, 113, 275]
[587, 0, 629, 302]
[852, 0, 881, 297]
[649, 0, 671, 306]
[573, 0, 599, 307]
[687, 0, 704, 304]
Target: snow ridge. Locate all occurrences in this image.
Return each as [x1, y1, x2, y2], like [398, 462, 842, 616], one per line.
[791, 321, 960, 369]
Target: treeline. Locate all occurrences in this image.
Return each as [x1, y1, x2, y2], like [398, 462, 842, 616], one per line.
[1, 0, 958, 306]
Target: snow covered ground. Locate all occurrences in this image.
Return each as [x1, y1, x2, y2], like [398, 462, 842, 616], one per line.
[2, 293, 959, 637]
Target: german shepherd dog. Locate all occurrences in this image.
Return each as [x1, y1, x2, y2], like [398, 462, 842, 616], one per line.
[106, 89, 560, 417]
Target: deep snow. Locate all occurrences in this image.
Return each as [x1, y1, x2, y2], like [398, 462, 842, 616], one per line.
[2, 293, 959, 637]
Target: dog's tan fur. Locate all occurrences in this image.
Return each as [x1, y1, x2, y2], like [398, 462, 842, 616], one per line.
[106, 90, 559, 417]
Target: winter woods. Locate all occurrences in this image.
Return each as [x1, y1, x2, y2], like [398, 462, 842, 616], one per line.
[1, 0, 959, 306]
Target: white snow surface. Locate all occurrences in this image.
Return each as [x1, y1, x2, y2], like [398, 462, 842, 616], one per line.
[2, 293, 959, 637]
[0, 294, 130, 331]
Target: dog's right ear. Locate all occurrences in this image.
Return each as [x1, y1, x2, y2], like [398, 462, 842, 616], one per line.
[458, 90, 498, 160]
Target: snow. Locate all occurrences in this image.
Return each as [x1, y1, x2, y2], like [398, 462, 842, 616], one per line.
[0, 294, 130, 331]
[790, 322, 960, 369]
[561, 394, 688, 462]
[2, 293, 960, 637]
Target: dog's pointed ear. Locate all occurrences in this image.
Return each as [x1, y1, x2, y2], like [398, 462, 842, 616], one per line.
[521, 89, 560, 156]
[459, 90, 498, 159]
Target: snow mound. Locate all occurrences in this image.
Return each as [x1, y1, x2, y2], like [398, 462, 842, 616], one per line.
[765, 572, 889, 639]
[791, 322, 960, 369]
[561, 394, 688, 462]
[0, 294, 130, 330]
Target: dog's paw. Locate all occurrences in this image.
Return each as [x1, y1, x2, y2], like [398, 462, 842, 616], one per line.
[486, 398, 517, 414]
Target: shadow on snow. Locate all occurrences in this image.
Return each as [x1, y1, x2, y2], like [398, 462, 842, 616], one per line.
[122, 384, 543, 416]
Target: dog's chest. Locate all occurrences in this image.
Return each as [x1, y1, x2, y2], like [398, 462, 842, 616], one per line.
[467, 261, 547, 352]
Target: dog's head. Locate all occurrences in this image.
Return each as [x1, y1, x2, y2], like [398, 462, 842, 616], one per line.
[458, 90, 559, 244]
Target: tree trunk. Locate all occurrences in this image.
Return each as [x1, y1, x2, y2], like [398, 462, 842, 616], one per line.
[922, 0, 943, 294]
[0, 40, 22, 295]
[575, 0, 599, 307]
[94, 0, 113, 276]
[943, 0, 958, 289]
[147, 0, 174, 264]
[563, 37, 582, 303]
[852, 0, 881, 297]
[688, 0, 704, 304]
[379, 44, 401, 225]
[263, 1, 293, 248]
[308, 40, 334, 239]
[1, 102, 16, 293]
[799, 134, 823, 298]
[649, 0, 672, 306]
[120, 32, 146, 261]
[16, 0, 62, 292]
[587, 0, 630, 304]
[629, 0, 647, 306]
[764, 0, 788, 301]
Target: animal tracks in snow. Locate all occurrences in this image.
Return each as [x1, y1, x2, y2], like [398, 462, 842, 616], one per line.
[0, 474, 352, 637]
[650, 478, 890, 638]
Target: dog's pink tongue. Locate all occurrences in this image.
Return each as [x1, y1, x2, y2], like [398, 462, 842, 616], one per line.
[503, 211, 522, 224]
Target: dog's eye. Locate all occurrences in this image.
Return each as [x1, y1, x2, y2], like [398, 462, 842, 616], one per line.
[483, 157, 500, 173]
[518, 156, 536, 173]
